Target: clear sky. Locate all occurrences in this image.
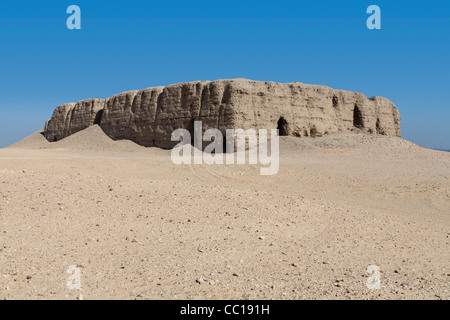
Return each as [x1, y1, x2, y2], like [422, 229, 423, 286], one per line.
[0, 0, 449, 149]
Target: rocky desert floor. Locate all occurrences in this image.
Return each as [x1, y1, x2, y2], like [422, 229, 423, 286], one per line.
[0, 126, 449, 300]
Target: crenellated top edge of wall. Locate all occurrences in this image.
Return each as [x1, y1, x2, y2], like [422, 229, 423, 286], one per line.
[51, 79, 391, 107]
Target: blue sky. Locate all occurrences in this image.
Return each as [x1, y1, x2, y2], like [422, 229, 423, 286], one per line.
[0, 0, 449, 149]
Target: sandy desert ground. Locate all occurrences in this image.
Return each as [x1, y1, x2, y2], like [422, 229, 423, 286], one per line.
[0, 126, 449, 300]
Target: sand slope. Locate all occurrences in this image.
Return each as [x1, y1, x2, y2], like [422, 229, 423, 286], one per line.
[8, 125, 149, 153]
[7, 131, 50, 150]
[0, 129, 448, 300]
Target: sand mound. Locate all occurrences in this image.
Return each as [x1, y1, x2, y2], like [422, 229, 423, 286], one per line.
[49, 125, 117, 150]
[280, 131, 421, 154]
[51, 125, 149, 152]
[7, 131, 50, 149]
[312, 132, 420, 150]
[8, 125, 148, 153]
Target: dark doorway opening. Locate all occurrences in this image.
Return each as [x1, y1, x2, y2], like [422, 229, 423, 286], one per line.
[94, 110, 104, 125]
[353, 105, 364, 129]
[222, 136, 227, 153]
[187, 119, 196, 146]
[376, 118, 385, 135]
[332, 95, 339, 109]
[277, 117, 289, 136]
